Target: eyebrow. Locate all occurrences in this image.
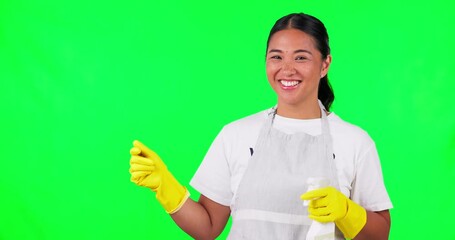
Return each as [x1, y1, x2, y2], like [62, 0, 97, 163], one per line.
[268, 49, 313, 55]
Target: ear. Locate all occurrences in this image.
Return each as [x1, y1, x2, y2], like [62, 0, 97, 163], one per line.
[320, 54, 332, 78]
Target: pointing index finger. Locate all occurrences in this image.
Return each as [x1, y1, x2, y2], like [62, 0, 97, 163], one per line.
[133, 140, 159, 159]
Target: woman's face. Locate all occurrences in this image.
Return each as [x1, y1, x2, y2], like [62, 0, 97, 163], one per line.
[266, 28, 331, 107]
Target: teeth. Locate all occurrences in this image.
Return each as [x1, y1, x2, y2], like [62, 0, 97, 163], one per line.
[281, 80, 300, 87]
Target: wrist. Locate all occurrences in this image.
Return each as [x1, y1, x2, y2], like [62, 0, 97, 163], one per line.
[155, 171, 190, 214]
[167, 189, 190, 214]
[335, 199, 367, 239]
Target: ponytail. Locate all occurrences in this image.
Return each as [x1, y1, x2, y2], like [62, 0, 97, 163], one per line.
[318, 75, 334, 111]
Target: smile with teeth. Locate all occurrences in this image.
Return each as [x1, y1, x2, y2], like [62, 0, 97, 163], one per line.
[280, 80, 301, 87]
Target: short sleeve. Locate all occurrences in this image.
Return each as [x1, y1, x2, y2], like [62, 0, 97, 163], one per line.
[351, 143, 393, 211]
[190, 127, 232, 206]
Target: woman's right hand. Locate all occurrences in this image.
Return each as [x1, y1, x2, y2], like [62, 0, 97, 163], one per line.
[129, 140, 189, 214]
[129, 140, 230, 239]
[129, 140, 165, 190]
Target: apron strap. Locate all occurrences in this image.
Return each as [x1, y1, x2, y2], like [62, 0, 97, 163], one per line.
[318, 100, 340, 190]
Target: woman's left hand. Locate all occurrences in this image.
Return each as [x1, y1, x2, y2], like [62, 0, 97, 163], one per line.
[301, 186, 367, 239]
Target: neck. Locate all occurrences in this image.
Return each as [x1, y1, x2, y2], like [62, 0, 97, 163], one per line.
[276, 100, 322, 119]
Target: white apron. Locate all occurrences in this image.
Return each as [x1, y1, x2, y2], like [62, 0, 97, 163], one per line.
[228, 101, 342, 239]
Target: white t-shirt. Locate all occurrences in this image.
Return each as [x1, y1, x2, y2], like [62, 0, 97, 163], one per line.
[190, 108, 393, 212]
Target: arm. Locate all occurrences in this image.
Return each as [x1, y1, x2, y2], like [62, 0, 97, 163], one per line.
[354, 210, 391, 240]
[171, 195, 231, 240]
[301, 187, 391, 239]
[129, 140, 231, 239]
[351, 141, 392, 239]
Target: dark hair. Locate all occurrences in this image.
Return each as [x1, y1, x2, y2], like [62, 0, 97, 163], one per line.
[266, 13, 335, 111]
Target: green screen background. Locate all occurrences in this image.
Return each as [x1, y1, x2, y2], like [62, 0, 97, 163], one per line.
[1, 0, 454, 239]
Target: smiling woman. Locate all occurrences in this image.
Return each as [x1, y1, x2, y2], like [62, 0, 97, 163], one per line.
[266, 28, 332, 119]
[129, 12, 393, 240]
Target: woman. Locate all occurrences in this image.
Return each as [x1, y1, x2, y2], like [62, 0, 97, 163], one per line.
[129, 13, 392, 239]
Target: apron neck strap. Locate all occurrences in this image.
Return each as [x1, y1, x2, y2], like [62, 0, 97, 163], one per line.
[318, 100, 330, 137]
[264, 100, 331, 138]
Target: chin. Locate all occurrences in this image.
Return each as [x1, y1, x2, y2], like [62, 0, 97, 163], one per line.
[277, 97, 302, 106]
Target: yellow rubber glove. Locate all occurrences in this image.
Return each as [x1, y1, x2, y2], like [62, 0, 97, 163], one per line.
[301, 186, 367, 239]
[129, 140, 189, 214]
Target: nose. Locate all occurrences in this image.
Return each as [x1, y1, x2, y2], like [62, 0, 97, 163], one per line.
[282, 61, 296, 76]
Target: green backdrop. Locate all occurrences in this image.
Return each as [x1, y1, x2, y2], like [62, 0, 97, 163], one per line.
[1, 0, 454, 239]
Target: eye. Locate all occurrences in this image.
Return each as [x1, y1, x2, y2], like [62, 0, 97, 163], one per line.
[295, 56, 307, 61]
[270, 55, 282, 60]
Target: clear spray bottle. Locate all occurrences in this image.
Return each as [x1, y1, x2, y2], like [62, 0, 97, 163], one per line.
[304, 177, 335, 240]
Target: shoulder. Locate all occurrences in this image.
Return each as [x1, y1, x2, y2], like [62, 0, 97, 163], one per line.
[220, 108, 271, 137]
[328, 113, 375, 146]
[215, 108, 271, 160]
[328, 113, 377, 165]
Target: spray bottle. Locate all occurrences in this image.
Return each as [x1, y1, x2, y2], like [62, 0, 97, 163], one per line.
[304, 177, 335, 240]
